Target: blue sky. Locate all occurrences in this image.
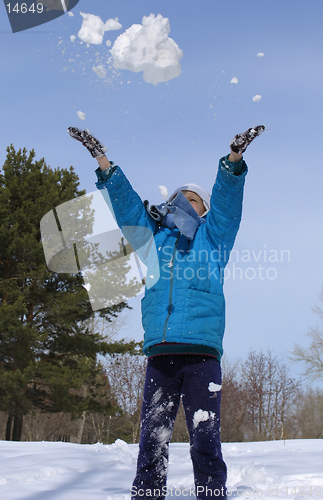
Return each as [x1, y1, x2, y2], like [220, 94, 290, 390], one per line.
[1, 0, 323, 385]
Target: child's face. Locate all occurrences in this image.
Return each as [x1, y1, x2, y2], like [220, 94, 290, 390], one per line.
[182, 190, 205, 217]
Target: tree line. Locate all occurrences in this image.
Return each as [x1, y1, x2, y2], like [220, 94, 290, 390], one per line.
[1, 348, 323, 444]
[1, 146, 322, 444]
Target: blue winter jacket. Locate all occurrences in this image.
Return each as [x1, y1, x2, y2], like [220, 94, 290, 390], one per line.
[95, 156, 247, 358]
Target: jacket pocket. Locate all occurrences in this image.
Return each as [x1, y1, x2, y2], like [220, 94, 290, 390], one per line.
[185, 288, 224, 320]
[183, 288, 225, 342]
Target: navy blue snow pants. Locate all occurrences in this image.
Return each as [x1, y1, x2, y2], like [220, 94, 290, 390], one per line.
[131, 354, 227, 500]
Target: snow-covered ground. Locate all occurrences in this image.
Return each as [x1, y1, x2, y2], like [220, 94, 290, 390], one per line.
[0, 439, 323, 500]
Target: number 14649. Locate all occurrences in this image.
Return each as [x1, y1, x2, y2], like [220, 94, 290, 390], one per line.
[6, 3, 44, 14]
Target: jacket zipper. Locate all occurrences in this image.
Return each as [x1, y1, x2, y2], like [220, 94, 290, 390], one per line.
[162, 233, 180, 342]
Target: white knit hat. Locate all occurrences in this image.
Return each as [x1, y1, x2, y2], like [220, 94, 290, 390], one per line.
[168, 183, 211, 213]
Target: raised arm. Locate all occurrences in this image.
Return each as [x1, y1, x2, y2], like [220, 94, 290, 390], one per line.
[206, 126, 265, 267]
[206, 155, 247, 267]
[228, 150, 243, 163]
[67, 127, 157, 262]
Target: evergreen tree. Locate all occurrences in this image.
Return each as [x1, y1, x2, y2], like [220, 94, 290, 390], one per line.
[0, 146, 142, 441]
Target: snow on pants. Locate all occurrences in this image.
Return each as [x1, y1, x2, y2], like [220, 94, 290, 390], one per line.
[131, 354, 227, 500]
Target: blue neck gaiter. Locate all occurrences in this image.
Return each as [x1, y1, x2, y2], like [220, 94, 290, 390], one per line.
[144, 191, 206, 240]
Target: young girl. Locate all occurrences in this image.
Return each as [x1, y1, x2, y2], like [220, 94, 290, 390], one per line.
[68, 125, 264, 500]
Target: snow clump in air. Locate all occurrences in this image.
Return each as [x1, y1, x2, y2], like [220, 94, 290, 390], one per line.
[110, 13, 183, 85]
[92, 65, 107, 79]
[78, 13, 122, 45]
[105, 18, 123, 31]
[77, 110, 86, 120]
[159, 185, 168, 200]
[257, 52, 264, 57]
[253, 95, 262, 102]
[230, 76, 238, 84]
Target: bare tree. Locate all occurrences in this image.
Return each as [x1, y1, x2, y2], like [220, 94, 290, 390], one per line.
[221, 358, 248, 442]
[293, 387, 323, 439]
[290, 288, 323, 382]
[1, 411, 76, 442]
[242, 350, 299, 441]
[74, 312, 133, 444]
[290, 328, 323, 382]
[106, 353, 147, 443]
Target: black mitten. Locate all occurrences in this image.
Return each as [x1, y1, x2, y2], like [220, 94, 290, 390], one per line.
[68, 127, 107, 158]
[230, 125, 265, 154]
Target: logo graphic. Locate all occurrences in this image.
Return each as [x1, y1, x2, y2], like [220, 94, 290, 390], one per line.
[4, 0, 79, 33]
[40, 190, 159, 312]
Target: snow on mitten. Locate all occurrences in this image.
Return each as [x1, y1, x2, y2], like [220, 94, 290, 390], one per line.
[67, 127, 107, 158]
[230, 125, 265, 154]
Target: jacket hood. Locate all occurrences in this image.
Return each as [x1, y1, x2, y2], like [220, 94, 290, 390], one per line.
[168, 183, 211, 214]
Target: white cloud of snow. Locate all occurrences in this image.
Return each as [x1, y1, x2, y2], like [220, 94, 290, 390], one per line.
[78, 13, 122, 45]
[110, 14, 183, 85]
[159, 185, 168, 200]
[105, 18, 122, 31]
[78, 13, 106, 44]
[257, 52, 265, 57]
[92, 65, 107, 79]
[253, 95, 262, 102]
[70, 35, 75, 42]
[77, 110, 86, 120]
[230, 76, 238, 84]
